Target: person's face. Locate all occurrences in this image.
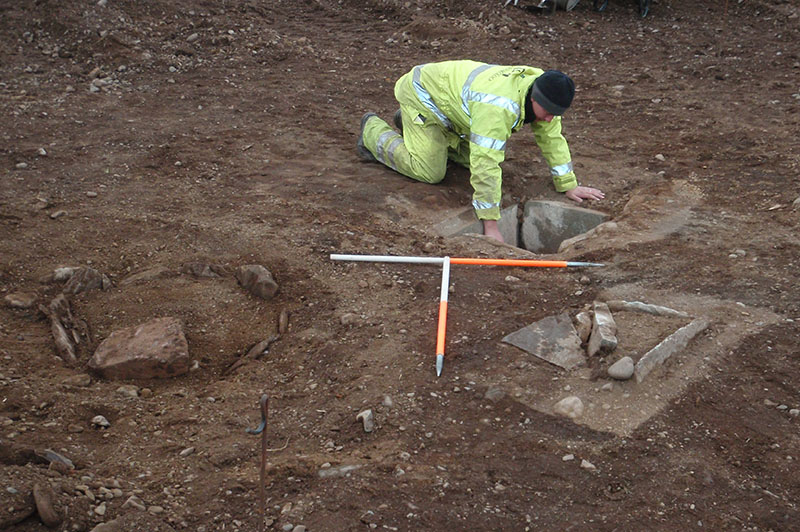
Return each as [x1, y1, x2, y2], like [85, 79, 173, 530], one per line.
[532, 100, 555, 123]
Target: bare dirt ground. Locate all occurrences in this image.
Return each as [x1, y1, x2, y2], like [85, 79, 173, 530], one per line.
[2, 0, 800, 530]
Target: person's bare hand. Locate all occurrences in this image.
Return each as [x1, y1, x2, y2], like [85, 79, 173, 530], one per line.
[565, 185, 605, 203]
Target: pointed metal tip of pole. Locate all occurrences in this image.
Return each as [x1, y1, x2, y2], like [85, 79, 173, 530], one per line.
[436, 354, 443, 377]
[566, 261, 605, 267]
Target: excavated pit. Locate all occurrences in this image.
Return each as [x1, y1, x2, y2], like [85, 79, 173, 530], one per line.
[434, 200, 609, 253]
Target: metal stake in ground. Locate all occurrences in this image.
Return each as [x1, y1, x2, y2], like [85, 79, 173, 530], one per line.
[436, 257, 451, 377]
[246, 394, 269, 532]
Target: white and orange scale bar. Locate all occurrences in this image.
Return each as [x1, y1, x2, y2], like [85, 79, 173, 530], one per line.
[330, 253, 604, 376]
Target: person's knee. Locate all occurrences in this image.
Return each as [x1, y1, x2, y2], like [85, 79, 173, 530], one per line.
[414, 163, 446, 184]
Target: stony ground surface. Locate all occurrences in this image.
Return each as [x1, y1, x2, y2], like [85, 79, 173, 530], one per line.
[1, 0, 800, 530]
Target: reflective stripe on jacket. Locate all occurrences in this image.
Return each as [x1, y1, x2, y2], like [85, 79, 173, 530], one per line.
[406, 60, 577, 220]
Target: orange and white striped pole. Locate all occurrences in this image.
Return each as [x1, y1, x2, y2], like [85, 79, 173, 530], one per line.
[330, 254, 603, 268]
[435, 257, 451, 377]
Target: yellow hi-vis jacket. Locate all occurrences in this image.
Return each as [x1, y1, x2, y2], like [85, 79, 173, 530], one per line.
[405, 60, 577, 220]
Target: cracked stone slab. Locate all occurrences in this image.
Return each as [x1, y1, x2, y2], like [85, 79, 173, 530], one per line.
[501, 312, 585, 370]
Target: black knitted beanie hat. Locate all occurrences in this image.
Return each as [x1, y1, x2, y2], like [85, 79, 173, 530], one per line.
[531, 70, 575, 116]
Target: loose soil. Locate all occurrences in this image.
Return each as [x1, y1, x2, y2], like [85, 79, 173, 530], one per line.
[2, 0, 800, 531]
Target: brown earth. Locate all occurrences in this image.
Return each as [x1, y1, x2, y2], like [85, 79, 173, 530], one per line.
[2, 0, 800, 530]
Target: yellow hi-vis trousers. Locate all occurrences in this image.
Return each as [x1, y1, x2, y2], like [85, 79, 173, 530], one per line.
[361, 72, 470, 183]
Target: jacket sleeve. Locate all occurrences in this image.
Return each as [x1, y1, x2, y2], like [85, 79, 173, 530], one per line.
[467, 105, 515, 221]
[531, 117, 578, 192]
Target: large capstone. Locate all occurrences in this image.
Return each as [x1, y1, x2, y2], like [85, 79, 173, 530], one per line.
[89, 317, 190, 380]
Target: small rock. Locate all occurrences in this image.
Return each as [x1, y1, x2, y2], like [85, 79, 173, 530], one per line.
[574, 311, 592, 343]
[63, 266, 111, 294]
[33, 482, 63, 527]
[484, 386, 505, 402]
[50, 210, 67, 219]
[562, 454, 575, 461]
[92, 415, 110, 428]
[601, 382, 614, 391]
[187, 33, 200, 42]
[236, 265, 279, 299]
[115, 385, 139, 398]
[382, 395, 394, 408]
[4, 292, 38, 309]
[38, 148, 47, 156]
[655, 154, 666, 161]
[122, 495, 146, 511]
[580, 459, 597, 471]
[86, 191, 98, 198]
[608, 356, 635, 380]
[94, 502, 107, 516]
[293, 526, 306, 532]
[61, 374, 92, 387]
[179, 447, 195, 457]
[16, 162, 29, 169]
[339, 312, 361, 326]
[789, 409, 799, 416]
[357, 409, 374, 433]
[148, 505, 165, 514]
[553, 396, 584, 419]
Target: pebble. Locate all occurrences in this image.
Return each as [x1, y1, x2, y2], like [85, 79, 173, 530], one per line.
[382, 395, 393, 408]
[654, 154, 666, 161]
[562, 454, 575, 461]
[580, 459, 597, 471]
[357, 409, 374, 433]
[3, 292, 37, 309]
[122, 496, 146, 510]
[148, 505, 165, 514]
[484, 386, 505, 402]
[179, 447, 195, 457]
[15, 162, 28, 169]
[187, 33, 200, 42]
[86, 191, 98, 197]
[553, 396, 584, 419]
[94, 502, 107, 515]
[608, 356, 635, 380]
[38, 148, 47, 156]
[49, 210, 66, 219]
[61, 374, 92, 387]
[789, 409, 799, 416]
[116, 385, 139, 398]
[92, 415, 110, 428]
[293, 526, 306, 532]
[601, 382, 614, 392]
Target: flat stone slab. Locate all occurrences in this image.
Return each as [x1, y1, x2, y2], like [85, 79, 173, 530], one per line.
[89, 317, 190, 380]
[521, 200, 609, 253]
[502, 312, 585, 370]
[635, 318, 709, 383]
[433, 204, 518, 247]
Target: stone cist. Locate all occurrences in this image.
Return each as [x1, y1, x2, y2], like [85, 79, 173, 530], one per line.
[357, 60, 604, 242]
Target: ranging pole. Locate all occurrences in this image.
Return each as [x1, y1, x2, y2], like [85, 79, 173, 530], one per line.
[330, 253, 603, 268]
[436, 257, 451, 377]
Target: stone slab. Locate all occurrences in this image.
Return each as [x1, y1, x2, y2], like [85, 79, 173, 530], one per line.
[635, 318, 709, 383]
[501, 312, 585, 370]
[433, 204, 518, 247]
[521, 200, 609, 253]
